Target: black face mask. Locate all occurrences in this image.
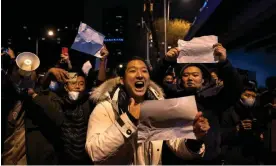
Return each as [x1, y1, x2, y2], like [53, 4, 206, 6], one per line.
[165, 81, 173, 85]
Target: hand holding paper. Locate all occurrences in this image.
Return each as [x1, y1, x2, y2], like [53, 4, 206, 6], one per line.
[71, 22, 105, 57]
[137, 96, 199, 143]
[193, 112, 210, 140]
[213, 43, 227, 62]
[165, 47, 180, 62]
[100, 45, 109, 60]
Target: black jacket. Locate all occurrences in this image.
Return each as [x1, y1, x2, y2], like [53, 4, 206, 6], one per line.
[28, 91, 94, 164]
[152, 59, 243, 164]
[220, 102, 264, 164]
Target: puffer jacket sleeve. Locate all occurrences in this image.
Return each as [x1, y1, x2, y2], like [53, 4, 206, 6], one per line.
[166, 138, 205, 160]
[85, 101, 137, 163]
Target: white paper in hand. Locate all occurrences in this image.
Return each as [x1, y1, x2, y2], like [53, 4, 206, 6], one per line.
[138, 96, 197, 143]
[82, 61, 92, 76]
[177, 35, 218, 63]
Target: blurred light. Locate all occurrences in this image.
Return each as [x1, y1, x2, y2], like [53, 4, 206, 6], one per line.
[203, 1, 208, 8]
[168, 46, 172, 49]
[42, 38, 45, 40]
[115, 29, 119, 32]
[28, 37, 31, 40]
[119, 64, 123, 68]
[8, 42, 12, 45]
[116, 16, 122, 18]
[57, 38, 61, 41]
[57, 29, 60, 32]
[48, 30, 54, 36]
[161, 42, 165, 45]
[104, 38, 124, 42]
[23, 26, 27, 29]
[117, 52, 122, 55]
[57, 41, 60, 44]
[200, 0, 208, 12]
[8, 39, 12, 41]
[65, 26, 68, 29]
[150, 39, 153, 42]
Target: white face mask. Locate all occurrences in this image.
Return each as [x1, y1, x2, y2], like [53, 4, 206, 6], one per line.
[68, 91, 80, 101]
[240, 98, 255, 107]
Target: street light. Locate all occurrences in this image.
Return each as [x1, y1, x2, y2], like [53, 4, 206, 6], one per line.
[48, 30, 54, 36]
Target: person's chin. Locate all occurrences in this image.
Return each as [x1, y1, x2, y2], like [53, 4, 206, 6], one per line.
[133, 88, 146, 97]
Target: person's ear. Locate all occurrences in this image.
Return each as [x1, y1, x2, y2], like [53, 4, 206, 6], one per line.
[64, 84, 69, 92]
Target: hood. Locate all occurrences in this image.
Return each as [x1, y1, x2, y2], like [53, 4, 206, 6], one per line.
[90, 77, 164, 103]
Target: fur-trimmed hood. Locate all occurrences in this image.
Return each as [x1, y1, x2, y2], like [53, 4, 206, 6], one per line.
[90, 77, 164, 103]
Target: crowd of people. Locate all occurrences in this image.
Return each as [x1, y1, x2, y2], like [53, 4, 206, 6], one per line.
[1, 43, 276, 165]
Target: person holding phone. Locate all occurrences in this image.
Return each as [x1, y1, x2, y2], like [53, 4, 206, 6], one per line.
[220, 81, 264, 164]
[56, 47, 72, 71]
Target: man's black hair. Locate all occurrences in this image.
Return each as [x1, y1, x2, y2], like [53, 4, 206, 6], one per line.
[118, 56, 150, 77]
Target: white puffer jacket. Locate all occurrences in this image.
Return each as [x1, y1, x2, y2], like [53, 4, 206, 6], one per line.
[86, 77, 204, 165]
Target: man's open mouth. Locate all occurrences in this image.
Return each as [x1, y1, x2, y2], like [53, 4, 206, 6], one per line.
[135, 81, 145, 90]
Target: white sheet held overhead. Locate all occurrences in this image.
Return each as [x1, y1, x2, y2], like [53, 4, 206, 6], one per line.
[137, 96, 198, 143]
[177, 35, 218, 63]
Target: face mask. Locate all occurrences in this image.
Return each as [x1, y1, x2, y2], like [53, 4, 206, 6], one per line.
[68, 91, 80, 101]
[49, 81, 59, 91]
[165, 81, 173, 84]
[240, 98, 255, 107]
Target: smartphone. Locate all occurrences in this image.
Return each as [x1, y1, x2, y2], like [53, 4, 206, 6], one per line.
[62, 47, 68, 55]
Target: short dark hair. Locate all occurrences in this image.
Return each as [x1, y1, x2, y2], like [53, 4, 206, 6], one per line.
[164, 72, 174, 78]
[118, 56, 150, 77]
[243, 80, 257, 93]
[210, 68, 218, 75]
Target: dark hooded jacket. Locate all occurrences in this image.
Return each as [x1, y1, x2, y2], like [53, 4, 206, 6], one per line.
[152, 58, 243, 164]
[220, 101, 264, 164]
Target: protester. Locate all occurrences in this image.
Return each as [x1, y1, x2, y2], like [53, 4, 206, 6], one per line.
[220, 80, 264, 164]
[1, 49, 38, 165]
[25, 47, 109, 164]
[28, 71, 93, 164]
[86, 56, 210, 164]
[163, 72, 174, 85]
[152, 43, 243, 164]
